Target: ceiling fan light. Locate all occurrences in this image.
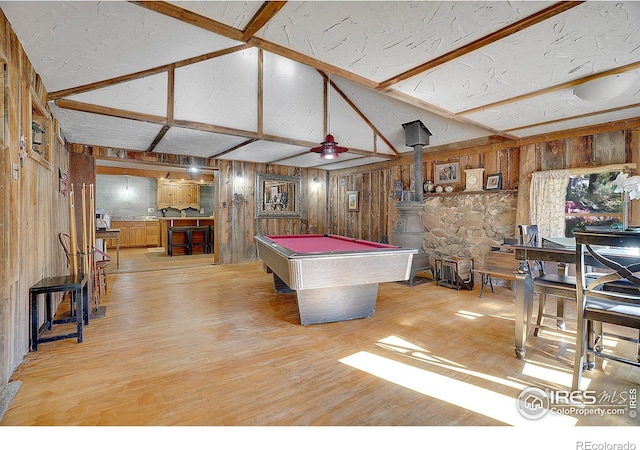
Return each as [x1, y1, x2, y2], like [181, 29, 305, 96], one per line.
[573, 73, 638, 102]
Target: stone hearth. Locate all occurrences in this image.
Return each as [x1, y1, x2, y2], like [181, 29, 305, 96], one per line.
[419, 191, 518, 267]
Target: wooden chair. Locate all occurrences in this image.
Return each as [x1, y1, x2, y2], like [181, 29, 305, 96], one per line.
[57, 232, 80, 316]
[572, 230, 640, 392]
[518, 224, 576, 337]
[59, 232, 110, 305]
[473, 246, 517, 298]
[58, 232, 72, 268]
[94, 246, 112, 301]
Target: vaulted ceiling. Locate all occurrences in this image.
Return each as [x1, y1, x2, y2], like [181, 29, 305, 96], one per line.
[2, 1, 640, 171]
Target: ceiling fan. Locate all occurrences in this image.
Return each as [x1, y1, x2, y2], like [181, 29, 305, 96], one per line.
[310, 74, 349, 160]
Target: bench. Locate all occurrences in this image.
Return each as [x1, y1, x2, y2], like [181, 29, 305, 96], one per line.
[473, 247, 517, 298]
[30, 274, 89, 351]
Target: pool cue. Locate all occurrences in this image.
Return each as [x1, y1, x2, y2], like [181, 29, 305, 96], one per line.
[68, 185, 79, 276]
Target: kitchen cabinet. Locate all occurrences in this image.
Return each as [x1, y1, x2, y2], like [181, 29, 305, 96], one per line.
[146, 221, 160, 246]
[129, 222, 147, 247]
[157, 180, 200, 211]
[106, 220, 159, 248]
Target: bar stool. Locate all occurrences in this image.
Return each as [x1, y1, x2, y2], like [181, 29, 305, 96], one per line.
[167, 226, 192, 256]
[190, 226, 210, 254]
[208, 225, 215, 254]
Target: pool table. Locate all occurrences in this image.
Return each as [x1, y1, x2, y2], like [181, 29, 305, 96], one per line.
[255, 234, 417, 325]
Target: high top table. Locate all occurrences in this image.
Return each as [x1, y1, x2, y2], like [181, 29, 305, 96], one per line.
[511, 241, 639, 360]
[95, 228, 120, 268]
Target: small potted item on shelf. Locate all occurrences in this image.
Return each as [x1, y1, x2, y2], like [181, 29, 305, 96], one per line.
[435, 185, 444, 193]
[424, 180, 434, 193]
[445, 185, 454, 193]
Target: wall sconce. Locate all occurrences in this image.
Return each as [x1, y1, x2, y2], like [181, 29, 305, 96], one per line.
[233, 193, 247, 204]
[233, 169, 246, 203]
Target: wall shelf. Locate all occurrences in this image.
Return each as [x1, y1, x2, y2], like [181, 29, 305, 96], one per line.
[423, 189, 518, 198]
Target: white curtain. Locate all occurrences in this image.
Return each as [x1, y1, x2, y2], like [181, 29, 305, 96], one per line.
[530, 169, 570, 238]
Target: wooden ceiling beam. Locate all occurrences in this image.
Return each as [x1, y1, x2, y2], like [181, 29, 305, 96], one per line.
[96, 165, 215, 181]
[129, 1, 244, 41]
[146, 125, 171, 153]
[241, 2, 288, 41]
[318, 70, 400, 156]
[248, 36, 378, 89]
[48, 65, 171, 101]
[47, 44, 251, 101]
[377, 1, 584, 90]
[212, 139, 258, 158]
[504, 102, 640, 134]
[460, 60, 640, 116]
[55, 99, 167, 125]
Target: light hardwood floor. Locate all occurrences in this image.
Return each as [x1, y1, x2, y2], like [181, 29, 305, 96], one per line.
[3, 248, 639, 429]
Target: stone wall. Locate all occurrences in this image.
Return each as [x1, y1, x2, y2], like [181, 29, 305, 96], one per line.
[419, 191, 518, 267]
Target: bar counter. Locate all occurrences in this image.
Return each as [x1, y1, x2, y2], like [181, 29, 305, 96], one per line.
[158, 217, 214, 254]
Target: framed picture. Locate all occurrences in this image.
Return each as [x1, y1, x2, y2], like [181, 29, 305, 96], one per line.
[485, 173, 503, 190]
[434, 161, 461, 185]
[347, 191, 359, 211]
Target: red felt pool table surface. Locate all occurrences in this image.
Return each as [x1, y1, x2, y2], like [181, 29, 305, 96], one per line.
[267, 234, 397, 254]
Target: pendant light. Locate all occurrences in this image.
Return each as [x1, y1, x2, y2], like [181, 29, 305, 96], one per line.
[310, 74, 348, 160]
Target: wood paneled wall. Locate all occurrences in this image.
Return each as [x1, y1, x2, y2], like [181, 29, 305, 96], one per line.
[329, 149, 520, 244]
[215, 160, 327, 264]
[328, 130, 638, 244]
[0, 12, 69, 385]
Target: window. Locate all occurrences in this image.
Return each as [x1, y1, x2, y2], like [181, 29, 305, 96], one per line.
[564, 171, 623, 237]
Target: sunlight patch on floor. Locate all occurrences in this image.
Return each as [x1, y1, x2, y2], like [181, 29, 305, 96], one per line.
[455, 310, 484, 320]
[377, 335, 528, 390]
[339, 351, 577, 426]
[521, 361, 582, 389]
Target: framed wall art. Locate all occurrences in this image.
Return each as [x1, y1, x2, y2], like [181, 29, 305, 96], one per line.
[434, 161, 461, 185]
[347, 191, 359, 211]
[485, 173, 503, 190]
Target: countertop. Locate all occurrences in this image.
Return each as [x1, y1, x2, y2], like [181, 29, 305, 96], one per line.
[110, 216, 158, 221]
[158, 217, 214, 220]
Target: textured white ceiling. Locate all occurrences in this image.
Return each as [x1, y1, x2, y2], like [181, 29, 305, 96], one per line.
[254, 1, 553, 83]
[2, 1, 640, 171]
